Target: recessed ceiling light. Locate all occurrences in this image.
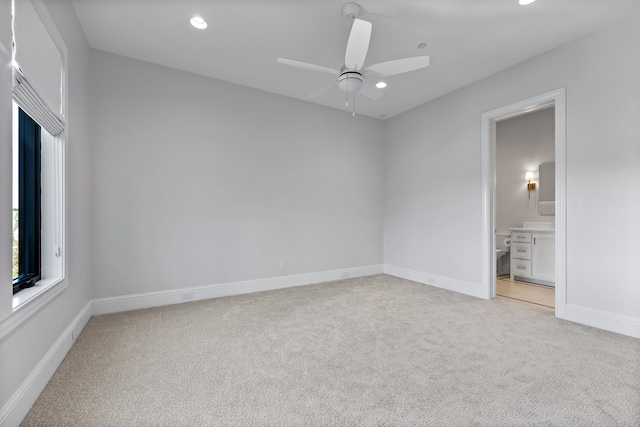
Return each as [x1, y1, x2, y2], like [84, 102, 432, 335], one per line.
[519, 0, 536, 5]
[190, 16, 207, 30]
[376, 81, 387, 89]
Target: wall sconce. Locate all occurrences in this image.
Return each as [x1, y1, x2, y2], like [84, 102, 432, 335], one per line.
[525, 171, 536, 199]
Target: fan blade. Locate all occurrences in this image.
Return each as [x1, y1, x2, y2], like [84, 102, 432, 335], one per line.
[277, 58, 340, 75]
[344, 19, 372, 71]
[306, 81, 337, 99]
[359, 79, 383, 101]
[365, 56, 430, 77]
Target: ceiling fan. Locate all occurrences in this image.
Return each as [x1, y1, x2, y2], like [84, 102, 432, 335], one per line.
[277, 2, 430, 115]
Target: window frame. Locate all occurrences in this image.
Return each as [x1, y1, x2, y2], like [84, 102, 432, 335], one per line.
[0, 0, 67, 340]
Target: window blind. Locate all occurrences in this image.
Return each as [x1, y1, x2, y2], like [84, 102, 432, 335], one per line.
[12, 66, 65, 136]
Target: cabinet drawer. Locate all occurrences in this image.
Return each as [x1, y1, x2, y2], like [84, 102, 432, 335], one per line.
[511, 232, 531, 243]
[512, 259, 532, 278]
[512, 243, 531, 260]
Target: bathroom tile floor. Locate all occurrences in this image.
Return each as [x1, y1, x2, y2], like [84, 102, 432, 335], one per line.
[496, 276, 555, 311]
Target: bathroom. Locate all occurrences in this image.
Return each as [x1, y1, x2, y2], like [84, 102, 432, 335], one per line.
[495, 106, 555, 308]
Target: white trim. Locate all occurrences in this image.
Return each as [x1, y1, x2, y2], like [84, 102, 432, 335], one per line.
[480, 88, 567, 317]
[565, 304, 640, 339]
[553, 93, 567, 318]
[11, 277, 64, 310]
[383, 265, 485, 299]
[0, 281, 67, 342]
[2, 267, 385, 426]
[1, 272, 638, 427]
[92, 265, 384, 316]
[0, 301, 91, 427]
[480, 107, 496, 300]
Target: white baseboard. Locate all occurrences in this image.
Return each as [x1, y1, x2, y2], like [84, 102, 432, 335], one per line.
[92, 265, 384, 316]
[0, 301, 92, 427]
[383, 265, 485, 299]
[383, 265, 640, 338]
[2, 269, 638, 427]
[0, 265, 383, 426]
[565, 303, 640, 339]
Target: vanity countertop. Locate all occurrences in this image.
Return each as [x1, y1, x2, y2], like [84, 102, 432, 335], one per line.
[510, 222, 555, 233]
[510, 227, 555, 233]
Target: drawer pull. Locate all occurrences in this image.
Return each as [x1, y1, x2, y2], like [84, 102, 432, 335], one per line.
[517, 236, 525, 239]
[517, 266, 526, 270]
[517, 249, 526, 252]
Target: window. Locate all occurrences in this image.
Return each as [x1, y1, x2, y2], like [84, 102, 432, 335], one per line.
[12, 107, 42, 294]
[10, 97, 64, 308]
[0, 0, 67, 338]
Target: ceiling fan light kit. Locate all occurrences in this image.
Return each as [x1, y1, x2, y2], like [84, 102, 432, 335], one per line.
[337, 72, 363, 93]
[276, 2, 430, 116]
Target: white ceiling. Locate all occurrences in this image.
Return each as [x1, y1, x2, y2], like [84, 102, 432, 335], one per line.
[70, 0, 639, 120]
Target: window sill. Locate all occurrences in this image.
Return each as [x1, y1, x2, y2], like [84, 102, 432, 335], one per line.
[0, 277, 66, 342]
[13, 277, 62, 310]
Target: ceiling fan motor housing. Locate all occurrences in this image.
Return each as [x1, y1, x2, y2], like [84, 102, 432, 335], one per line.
[337, 71, 363, 93]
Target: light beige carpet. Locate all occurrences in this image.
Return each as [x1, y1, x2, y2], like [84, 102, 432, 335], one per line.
[21, 274, 640, 426]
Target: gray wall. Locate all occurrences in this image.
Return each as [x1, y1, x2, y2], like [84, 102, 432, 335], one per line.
[0, 0, 93, 413]
[89, 51, 385, 299]
[384, 17, 640, 317]
[496, 107, 555, 234]
[2, 2, 640, 420]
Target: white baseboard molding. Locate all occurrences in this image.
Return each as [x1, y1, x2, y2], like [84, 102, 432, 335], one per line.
[383, 265, 485, 299]
[1, 265, 383, 426]
[565, 303, 640, 339]
[92, 265, 384, 316]
[384, 266, 640, 338]
[3, 270, 638, 427]
[0, 301, 92, 427]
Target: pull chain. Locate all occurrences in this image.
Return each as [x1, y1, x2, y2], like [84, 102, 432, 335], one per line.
[352, 91, 356, 117]
[345, 76, 349, 107]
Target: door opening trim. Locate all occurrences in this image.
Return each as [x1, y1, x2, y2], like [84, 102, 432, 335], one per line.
[481, 88, 566, 318]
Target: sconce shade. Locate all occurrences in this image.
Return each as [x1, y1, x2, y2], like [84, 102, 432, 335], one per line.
[525, 171, 535, 181]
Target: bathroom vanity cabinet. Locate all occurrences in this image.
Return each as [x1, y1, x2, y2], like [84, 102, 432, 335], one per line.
[509, 227, 555, 287]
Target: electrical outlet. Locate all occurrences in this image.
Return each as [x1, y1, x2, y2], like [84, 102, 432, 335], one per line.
[341, 271, 349, 279]
[181, 291, 193, 300]
[427, 277, 435, 285]
[280, 261, 286, 271]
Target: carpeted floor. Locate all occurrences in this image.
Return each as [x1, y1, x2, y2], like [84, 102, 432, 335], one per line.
[21, 274, 640, 426]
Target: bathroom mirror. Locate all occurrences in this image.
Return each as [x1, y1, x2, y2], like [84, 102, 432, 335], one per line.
[538, 161, 555, 215]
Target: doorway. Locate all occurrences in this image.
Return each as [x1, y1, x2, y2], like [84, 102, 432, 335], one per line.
[481, 89, 567, 319]
[495, 106, 555, 309]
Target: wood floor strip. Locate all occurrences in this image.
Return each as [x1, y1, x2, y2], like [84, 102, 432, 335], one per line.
[496, 277, 555, 309]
